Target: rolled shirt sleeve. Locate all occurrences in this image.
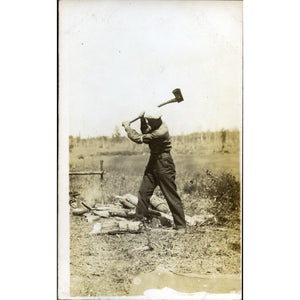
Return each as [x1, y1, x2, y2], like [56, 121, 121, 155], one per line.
[141, 125, 168, 144]
[124, 126, 144, 144]
[124, 123, 168, 145]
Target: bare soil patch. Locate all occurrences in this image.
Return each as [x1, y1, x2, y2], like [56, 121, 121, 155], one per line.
[70, 212, 241, 297]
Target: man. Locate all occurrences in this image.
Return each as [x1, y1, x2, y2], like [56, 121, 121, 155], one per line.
[122, 108, 186, 233]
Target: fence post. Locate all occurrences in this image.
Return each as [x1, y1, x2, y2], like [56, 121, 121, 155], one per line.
[100, 160, 104, 181]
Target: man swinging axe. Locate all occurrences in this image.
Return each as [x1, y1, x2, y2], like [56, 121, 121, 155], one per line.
[122, 89, 186, 233]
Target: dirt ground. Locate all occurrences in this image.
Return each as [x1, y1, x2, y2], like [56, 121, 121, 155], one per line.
[68, 150, 241, 297]
[70, 212, 241, 297]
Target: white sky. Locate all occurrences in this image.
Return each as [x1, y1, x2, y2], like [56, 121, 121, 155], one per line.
[59, 0, 242, 138]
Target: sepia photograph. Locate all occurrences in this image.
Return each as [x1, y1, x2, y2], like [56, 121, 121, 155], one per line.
[3, 1, 300, 300]
[58, 0, 242, 298]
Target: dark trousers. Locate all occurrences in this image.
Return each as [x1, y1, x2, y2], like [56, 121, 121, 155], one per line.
[136, 152, 186, 228]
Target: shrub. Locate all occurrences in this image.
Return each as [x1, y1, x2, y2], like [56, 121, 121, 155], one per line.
[183, 169, 240, 218]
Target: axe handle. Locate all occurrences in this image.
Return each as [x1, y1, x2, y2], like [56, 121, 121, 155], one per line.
[129, 91, 182, 123]
[129, 116, 141, 124]
[130, 98, 176, 123]
[157, 98, 177, 107]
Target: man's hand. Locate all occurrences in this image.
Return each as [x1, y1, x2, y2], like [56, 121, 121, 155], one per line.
[138, 111, 145, 118]
[122, 120, 131, 128]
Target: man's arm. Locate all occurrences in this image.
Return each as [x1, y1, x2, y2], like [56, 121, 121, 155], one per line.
[141, 124, 168, 144]
[122, 121, 143, 144]
[122, 121, 168, 144]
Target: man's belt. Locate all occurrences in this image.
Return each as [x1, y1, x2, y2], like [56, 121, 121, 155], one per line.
[150, 152, 171, 159]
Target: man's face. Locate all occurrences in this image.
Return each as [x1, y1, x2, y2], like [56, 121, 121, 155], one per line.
[146, 118, 161, 131]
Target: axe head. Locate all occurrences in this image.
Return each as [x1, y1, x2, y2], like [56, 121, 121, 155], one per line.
[156, 88, 184, 108]
[172, 88, 184, 103]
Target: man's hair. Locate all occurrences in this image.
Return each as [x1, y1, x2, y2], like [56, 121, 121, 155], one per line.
[146, 118, 162, 131]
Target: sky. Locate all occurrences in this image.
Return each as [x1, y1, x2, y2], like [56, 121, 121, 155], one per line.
[59, 0, 242, 138]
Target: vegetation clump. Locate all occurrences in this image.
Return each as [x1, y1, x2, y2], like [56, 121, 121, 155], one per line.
[183, 169, 240, 222]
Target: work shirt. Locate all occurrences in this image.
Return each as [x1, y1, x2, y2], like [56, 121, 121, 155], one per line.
[124, 118, 172, 154]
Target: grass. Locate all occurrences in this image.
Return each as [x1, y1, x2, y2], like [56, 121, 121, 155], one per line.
[69, 151, 240, 219]
[68, 145, 241, 296]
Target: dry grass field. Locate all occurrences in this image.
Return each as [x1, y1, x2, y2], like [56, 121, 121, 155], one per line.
[68, 132, 241, 297]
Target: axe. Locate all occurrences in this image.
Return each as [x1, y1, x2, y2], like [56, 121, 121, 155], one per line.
[129, 88, 184, 124]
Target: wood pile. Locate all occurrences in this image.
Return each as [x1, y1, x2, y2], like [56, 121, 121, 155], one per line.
[71, 194, 216, 235]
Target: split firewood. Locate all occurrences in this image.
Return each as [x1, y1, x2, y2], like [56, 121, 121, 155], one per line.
[72, 207, 89, 216]
[78, 202, 136, 221]
[185, 215, 196, 226]
[92, 210, 110, 218]
[109, 208, 135, 218]
[147, 208, 173, 227]
[148, 208, 173, 221]
[115, 195, 136, 208]
[116, 193, 170, 214]
[89, 220, 143, 235]
[75, 199, 216, 229]
[92, 205, 116, 211]
[149, 195, 170, 213]
[115, 194, 138, 208]
[72, 203, 128, 217]
[94, 207, 135, 218]
[190, 214, 216, 225]
[123, 194, 138, 206]
[84, 213, 101, 223]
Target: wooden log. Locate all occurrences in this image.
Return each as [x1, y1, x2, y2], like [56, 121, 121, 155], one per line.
[150, 195, 170, 213]
[84, 213, 101, 223]
[72, 208, 89, 216]
[115, 194, 137, 208]
[148, 208, 173, 221]
[117, 194, 170, 214]
[123, 194, 138, 206]
[116, 198, 136, 208]
[89, 220, 143, 235]
[92, 206, 116, 211]
[109, 208, 135, 218]
[148, 208, 173, 227]
[94, 208, 134, 218]
[93, 210, 110, 218]
[79, 202, 135, 220]
[80, 200, 174, 228]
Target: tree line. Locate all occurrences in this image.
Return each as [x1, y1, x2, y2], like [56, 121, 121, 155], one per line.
[69, 128, 240, 154]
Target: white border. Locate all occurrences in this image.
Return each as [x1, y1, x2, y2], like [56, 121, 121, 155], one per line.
[2, 1, 300, 300]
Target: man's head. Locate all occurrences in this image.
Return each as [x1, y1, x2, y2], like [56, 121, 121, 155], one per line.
[144, 107, 162, 120]
[144, 107, 162, 131]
